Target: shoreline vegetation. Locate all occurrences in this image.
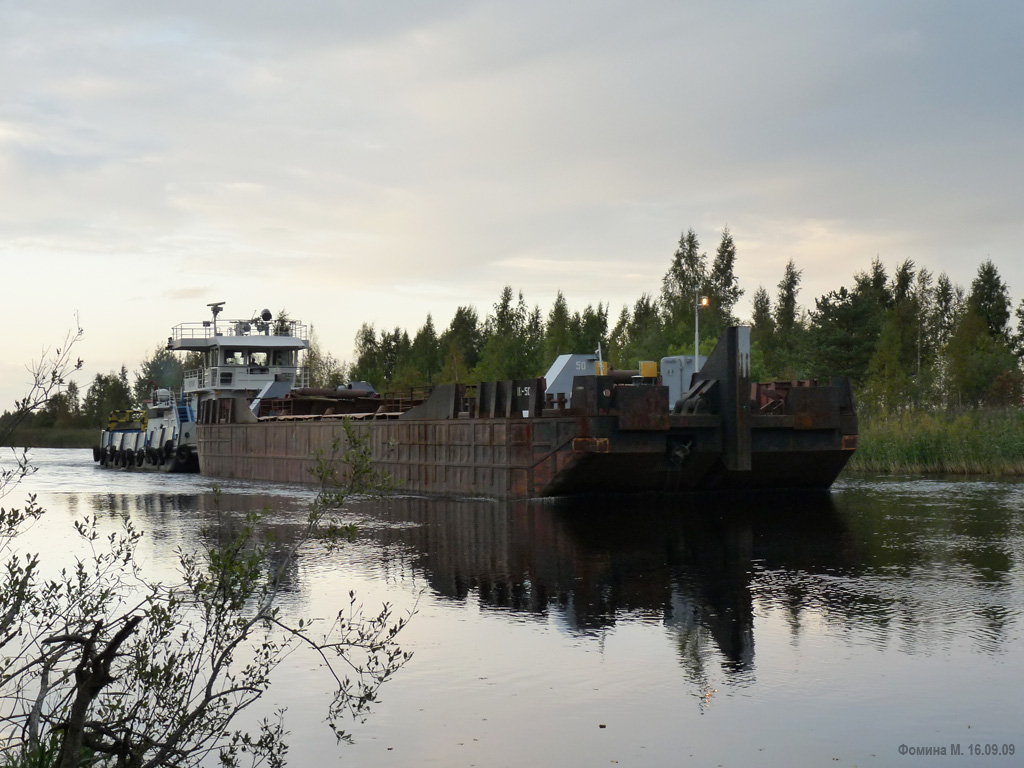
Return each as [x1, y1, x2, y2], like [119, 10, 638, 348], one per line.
[848, 407, 1024, 476]
[1, 427, 95, 449]
[6, 408, 1023, 478]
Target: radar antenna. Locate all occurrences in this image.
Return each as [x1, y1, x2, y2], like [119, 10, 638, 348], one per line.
[207, 301, 225, 335]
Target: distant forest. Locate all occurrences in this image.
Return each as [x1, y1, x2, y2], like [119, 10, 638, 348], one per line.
[5, 225, 1023, 435]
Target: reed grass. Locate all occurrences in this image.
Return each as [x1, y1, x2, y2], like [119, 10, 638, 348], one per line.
[0, 427, 97, 449]
[848, 407, 1024, 476]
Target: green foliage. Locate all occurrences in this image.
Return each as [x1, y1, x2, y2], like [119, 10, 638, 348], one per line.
[749, 286, 775, 362]
[1, 359, 411, 766]
[850, 408, 1024, 475]
[574, 303, 608, 358]
[805, 287, 877, 383]
[349, 323, 384, 387]
[132, 346, 185, 404]
[0, 427, 95, 449]
[472, 287, 544, 381]
[307, 326, 349, 389]
[81, 372, 133, 428]
[1013, 299, 1024, 358]
[331, 235, 1018, 414]
[968, 259, 1011, 340]
[930, 272, 963, 350]
[610, 293, 663, 369]
[543, 293, 608, 366]
[860, 260, 930, 411]
[0, 733, 62, 768]
[543, 291, 574, 362]
[661, 229, 705, 328]
[945, 307, 1020, 406]
[406, 315, 440, 386]
[705, 227, 744, 339]
[437, 306, 483, 383]
[348, 325, 411, 390]
[773, 258, 802, 340]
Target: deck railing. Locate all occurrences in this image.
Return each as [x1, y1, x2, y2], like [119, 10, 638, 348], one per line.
[183, 366, 309, 392]
[170, 319, 309, 342]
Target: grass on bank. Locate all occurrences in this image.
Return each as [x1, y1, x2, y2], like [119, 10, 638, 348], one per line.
[0, 427, 96, 449]
[848, 407, 1024, 476]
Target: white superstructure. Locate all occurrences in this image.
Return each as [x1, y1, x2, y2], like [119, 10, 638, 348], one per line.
[93, 303, 309, 472]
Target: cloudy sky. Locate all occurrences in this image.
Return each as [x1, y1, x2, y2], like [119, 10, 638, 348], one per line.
[3, 0, 1022, 408]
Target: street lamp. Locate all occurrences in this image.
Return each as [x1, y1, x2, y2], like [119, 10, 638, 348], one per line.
[694, 289, 709, 372]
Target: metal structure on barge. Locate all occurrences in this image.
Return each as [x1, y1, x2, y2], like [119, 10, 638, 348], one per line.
[196, 325, 858, 498]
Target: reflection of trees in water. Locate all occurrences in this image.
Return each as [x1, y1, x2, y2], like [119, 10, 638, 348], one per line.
[75, 478, 1024, 677]
[360, 484, 1022, 679]
[757, 482, 1023, 656]
[358, 492, 855, 684]
[83, 489, 311, 593]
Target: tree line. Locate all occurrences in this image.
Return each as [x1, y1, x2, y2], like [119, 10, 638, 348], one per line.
[345, 227, 1023, 413]
[0, 350, 199, 433]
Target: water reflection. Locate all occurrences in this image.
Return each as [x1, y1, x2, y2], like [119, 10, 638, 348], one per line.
[75, 476, 1024, 683]
[345, 492, 861, 686]
[81, 488, 316, 593]
[20, 452, 1024, 765]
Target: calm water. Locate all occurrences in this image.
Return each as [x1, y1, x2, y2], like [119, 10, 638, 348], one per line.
[5, 449, 1024, 767]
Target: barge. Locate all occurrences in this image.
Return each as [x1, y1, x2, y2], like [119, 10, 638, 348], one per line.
[95, 303, 858, 497]
[195, 326, 858, 498]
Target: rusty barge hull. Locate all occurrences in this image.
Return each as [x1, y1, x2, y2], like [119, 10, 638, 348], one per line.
[197, 328, 857, 499]
[198, 412, 854, 499]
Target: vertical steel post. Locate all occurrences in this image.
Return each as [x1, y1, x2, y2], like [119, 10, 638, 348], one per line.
[694, 286, 700, 372]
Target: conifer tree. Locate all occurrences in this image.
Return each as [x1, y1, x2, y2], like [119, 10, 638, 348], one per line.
[750, 286, 774, 353]
[774, 259, 803, 338]
[575, 303, 608, 356]
[544, 291, 575, 362]
[707, 227, 743, 337]
[408, 314, 440, 385]
[438, 305, 483, 381]
[968, 259, 1012, 341]
[660, 229, 706, 344]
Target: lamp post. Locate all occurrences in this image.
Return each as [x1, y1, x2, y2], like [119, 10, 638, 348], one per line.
[694, 288, 708, 372]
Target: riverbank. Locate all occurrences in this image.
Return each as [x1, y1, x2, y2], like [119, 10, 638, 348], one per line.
[847, 407, 1024, 476]
[0, 427, 96, 449]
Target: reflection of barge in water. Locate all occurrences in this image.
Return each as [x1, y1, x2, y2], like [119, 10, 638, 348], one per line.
[196, 326, 858, 499]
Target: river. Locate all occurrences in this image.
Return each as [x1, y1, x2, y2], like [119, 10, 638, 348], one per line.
[4, 449, 1023, 766]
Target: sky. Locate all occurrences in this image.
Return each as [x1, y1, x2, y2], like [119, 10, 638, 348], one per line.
[3, 0, 1023, 409]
